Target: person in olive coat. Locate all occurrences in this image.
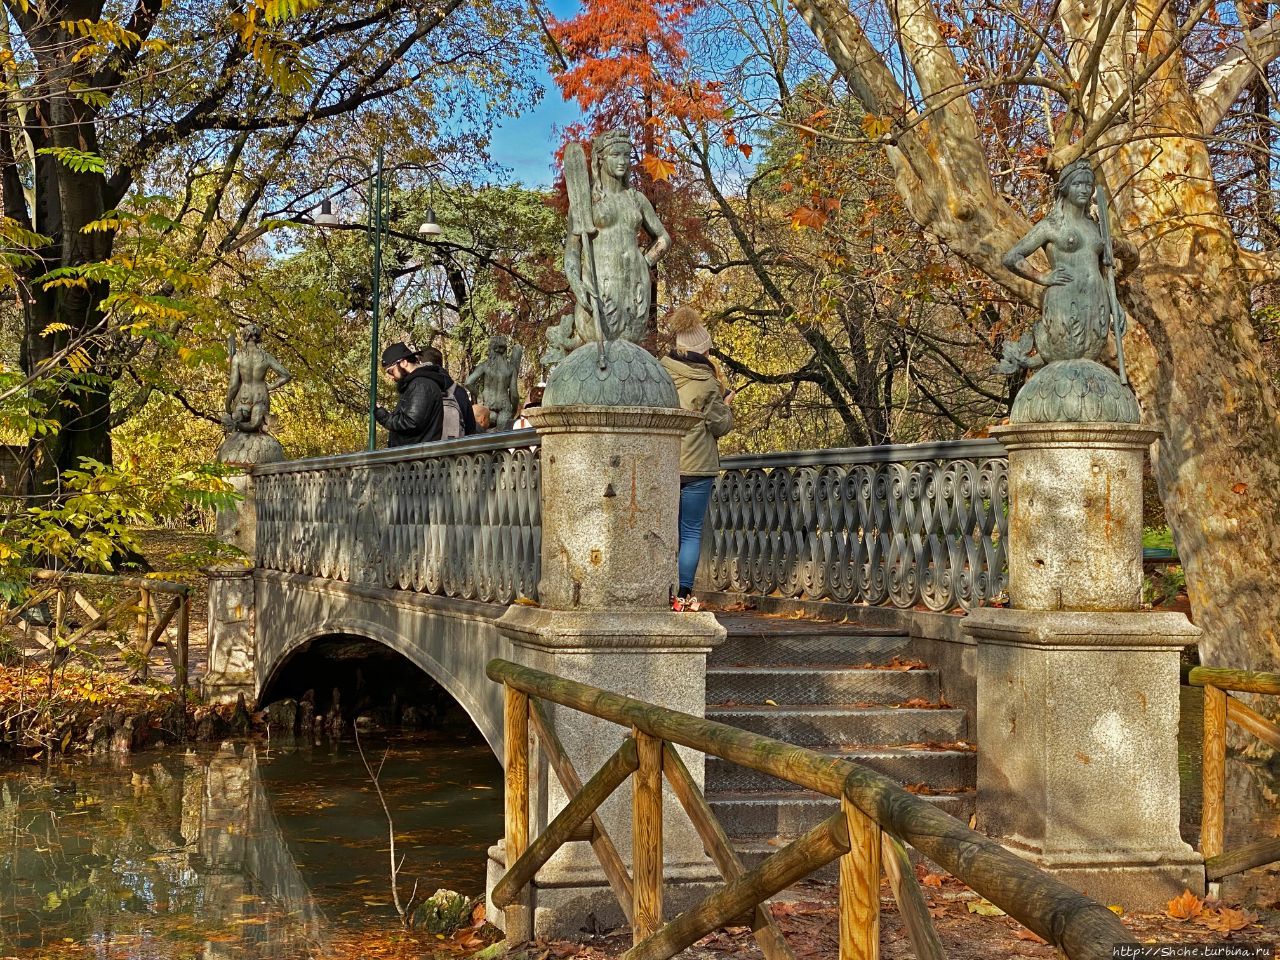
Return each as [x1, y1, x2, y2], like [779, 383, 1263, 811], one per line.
[659, 308, 734, 610]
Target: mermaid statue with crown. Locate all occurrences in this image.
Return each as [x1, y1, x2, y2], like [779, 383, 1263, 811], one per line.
[997, 158, 1141, 423]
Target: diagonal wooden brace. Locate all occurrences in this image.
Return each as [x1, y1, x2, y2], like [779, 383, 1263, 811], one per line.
[493, 735, 639, 910]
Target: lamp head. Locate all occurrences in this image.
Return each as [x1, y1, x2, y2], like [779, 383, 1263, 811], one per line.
[313, 197, 341, 227]
[418, 207, 442, 236]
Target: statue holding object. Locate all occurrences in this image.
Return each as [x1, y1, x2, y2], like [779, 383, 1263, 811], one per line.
[465, 335, 523, 431]
[217, 322, 290, 465]
[540, 129, 680, 408]
[998, 158, 1141, 424]
[544, 129, 672, 361]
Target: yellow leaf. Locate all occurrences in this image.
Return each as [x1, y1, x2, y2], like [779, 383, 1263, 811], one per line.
[966, 898, 1005, 917]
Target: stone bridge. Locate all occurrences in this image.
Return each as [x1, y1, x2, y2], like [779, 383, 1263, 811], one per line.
[203, 415, 1201, 930]
[207, 430, 1010, 756]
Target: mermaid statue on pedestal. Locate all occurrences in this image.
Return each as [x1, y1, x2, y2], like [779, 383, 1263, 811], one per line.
[997, 158, 1140, 424]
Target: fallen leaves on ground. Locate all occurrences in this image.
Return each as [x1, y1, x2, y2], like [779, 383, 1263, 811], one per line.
[1198, 906, 1258, 933]
[1166, 889, 1204, 920]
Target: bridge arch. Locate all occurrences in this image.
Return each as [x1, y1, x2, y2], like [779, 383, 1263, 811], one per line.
[253, 574, 513, 759]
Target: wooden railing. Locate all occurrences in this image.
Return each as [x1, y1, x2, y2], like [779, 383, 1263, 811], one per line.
[487, 659, 1135, 960]
[2, 571, 190, 697]
[1187, 665, 1280, 882]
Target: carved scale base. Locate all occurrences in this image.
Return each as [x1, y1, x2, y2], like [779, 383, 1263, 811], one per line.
[1011, 358, 1140, 424]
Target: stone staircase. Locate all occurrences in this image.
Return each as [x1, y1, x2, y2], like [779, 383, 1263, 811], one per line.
[704, 615, 976, 869]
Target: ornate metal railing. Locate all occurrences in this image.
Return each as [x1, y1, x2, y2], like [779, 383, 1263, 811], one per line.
[253, 431, 542, 604]
[701, 439, 1009, 611]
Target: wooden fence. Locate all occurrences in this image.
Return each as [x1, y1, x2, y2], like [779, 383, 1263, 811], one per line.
[2, 570, 190, 697]
[1187, 665, 1280, 882]
[487, 659, 1135, 960]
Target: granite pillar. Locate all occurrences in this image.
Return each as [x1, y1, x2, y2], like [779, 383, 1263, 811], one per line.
[203, 472, 258, 703]
[487, 404, 726, 938]
[966, 422, 1203, 909]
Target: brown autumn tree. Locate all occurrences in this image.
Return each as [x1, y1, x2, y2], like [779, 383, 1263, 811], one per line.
[786, 0, 1280, 670]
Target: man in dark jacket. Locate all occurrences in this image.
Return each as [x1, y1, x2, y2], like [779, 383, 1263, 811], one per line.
[375, 343, 445, 446]
[416, 346, 479, 436]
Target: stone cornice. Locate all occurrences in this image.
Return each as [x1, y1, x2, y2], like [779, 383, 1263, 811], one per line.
[529, 405, 703, 437]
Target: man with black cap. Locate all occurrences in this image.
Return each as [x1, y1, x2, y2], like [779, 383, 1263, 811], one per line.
[374, 342, 445, 446]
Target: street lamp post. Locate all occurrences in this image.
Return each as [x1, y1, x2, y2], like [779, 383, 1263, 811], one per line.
[308, 150, 442, 450]
[366, 145, 386, 451]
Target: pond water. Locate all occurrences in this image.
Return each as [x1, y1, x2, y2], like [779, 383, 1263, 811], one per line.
[0, 732, 503, 959]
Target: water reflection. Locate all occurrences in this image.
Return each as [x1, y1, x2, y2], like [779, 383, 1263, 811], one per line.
[0, 734, 503, 959]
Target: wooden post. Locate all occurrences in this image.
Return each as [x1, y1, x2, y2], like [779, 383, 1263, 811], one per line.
[633, 730, 664, 945]
[1201, 684, 1227, 861]
[622, 812, 851, 960]
[839, 795, 880, 960]
[504, 684, 531, 942]
[493, 737, 639, 909]
[880, 834, 943, 960]
[174, 593, 189, 703]
[136, 587, 151, 653]
[661, 743, 795, 960]
[530, 700, 635, 920]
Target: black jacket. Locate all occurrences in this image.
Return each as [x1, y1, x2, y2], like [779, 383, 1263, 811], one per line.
[374, 365, 479, 446]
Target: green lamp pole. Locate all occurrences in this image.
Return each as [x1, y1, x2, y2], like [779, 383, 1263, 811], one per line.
[367, 144, 386, 451]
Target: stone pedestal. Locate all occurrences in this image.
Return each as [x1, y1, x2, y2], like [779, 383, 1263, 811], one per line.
[993, 422, 1156, 612]
[970, 420, 1203, 910]
[487, 404, 726, 938]
[966, 609, 1202, 908]
[204, 565, 257, 703]
[203, 472, 258, 703]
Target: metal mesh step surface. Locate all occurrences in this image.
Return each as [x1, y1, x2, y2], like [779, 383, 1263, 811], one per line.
[705, 747, 975, 793]
[710, 632, 913, 667]
[705, 704, 968, 747]
[709, 788, 974, 837]
[707, 665, 940, 706]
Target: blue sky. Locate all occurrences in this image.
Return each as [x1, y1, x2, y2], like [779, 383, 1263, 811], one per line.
[487, 0, 581, 187]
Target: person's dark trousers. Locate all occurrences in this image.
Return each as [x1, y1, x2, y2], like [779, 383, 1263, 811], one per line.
[677, 476, 715, 596]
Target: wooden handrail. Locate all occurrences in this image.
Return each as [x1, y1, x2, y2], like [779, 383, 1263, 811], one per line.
[6, 572, 190, 701]
[487, 658, 1134, 960]
[32, 569, 191, 595]
[1186, 664, 1280, 880]
[1184, 664, 1280, 695]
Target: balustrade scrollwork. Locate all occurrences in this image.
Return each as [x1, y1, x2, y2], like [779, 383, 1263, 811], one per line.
[252, 435, 1005, 614]
[254, 432, 542, 604]
[701, 440, 1009, 611]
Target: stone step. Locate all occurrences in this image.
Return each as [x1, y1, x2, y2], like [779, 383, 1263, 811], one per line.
[707, 665, 940, 707]
[705, 705, 968, 748]
[705, 747, 975, 794]
[709, 632, 912, 668]
[709, 788, 974, 839]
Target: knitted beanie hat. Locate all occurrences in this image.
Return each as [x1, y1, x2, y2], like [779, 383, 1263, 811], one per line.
[670, 306, 713, 355]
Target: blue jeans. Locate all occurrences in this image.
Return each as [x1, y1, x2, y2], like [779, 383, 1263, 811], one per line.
[678, 476, 715, 595]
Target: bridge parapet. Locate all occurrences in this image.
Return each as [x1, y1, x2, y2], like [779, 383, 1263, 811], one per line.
[252, 431, 542, 604]
[703, 439, 1010, 610]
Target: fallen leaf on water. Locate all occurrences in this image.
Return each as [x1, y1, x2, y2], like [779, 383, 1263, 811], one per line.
[1166, 889, 1203, 920]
